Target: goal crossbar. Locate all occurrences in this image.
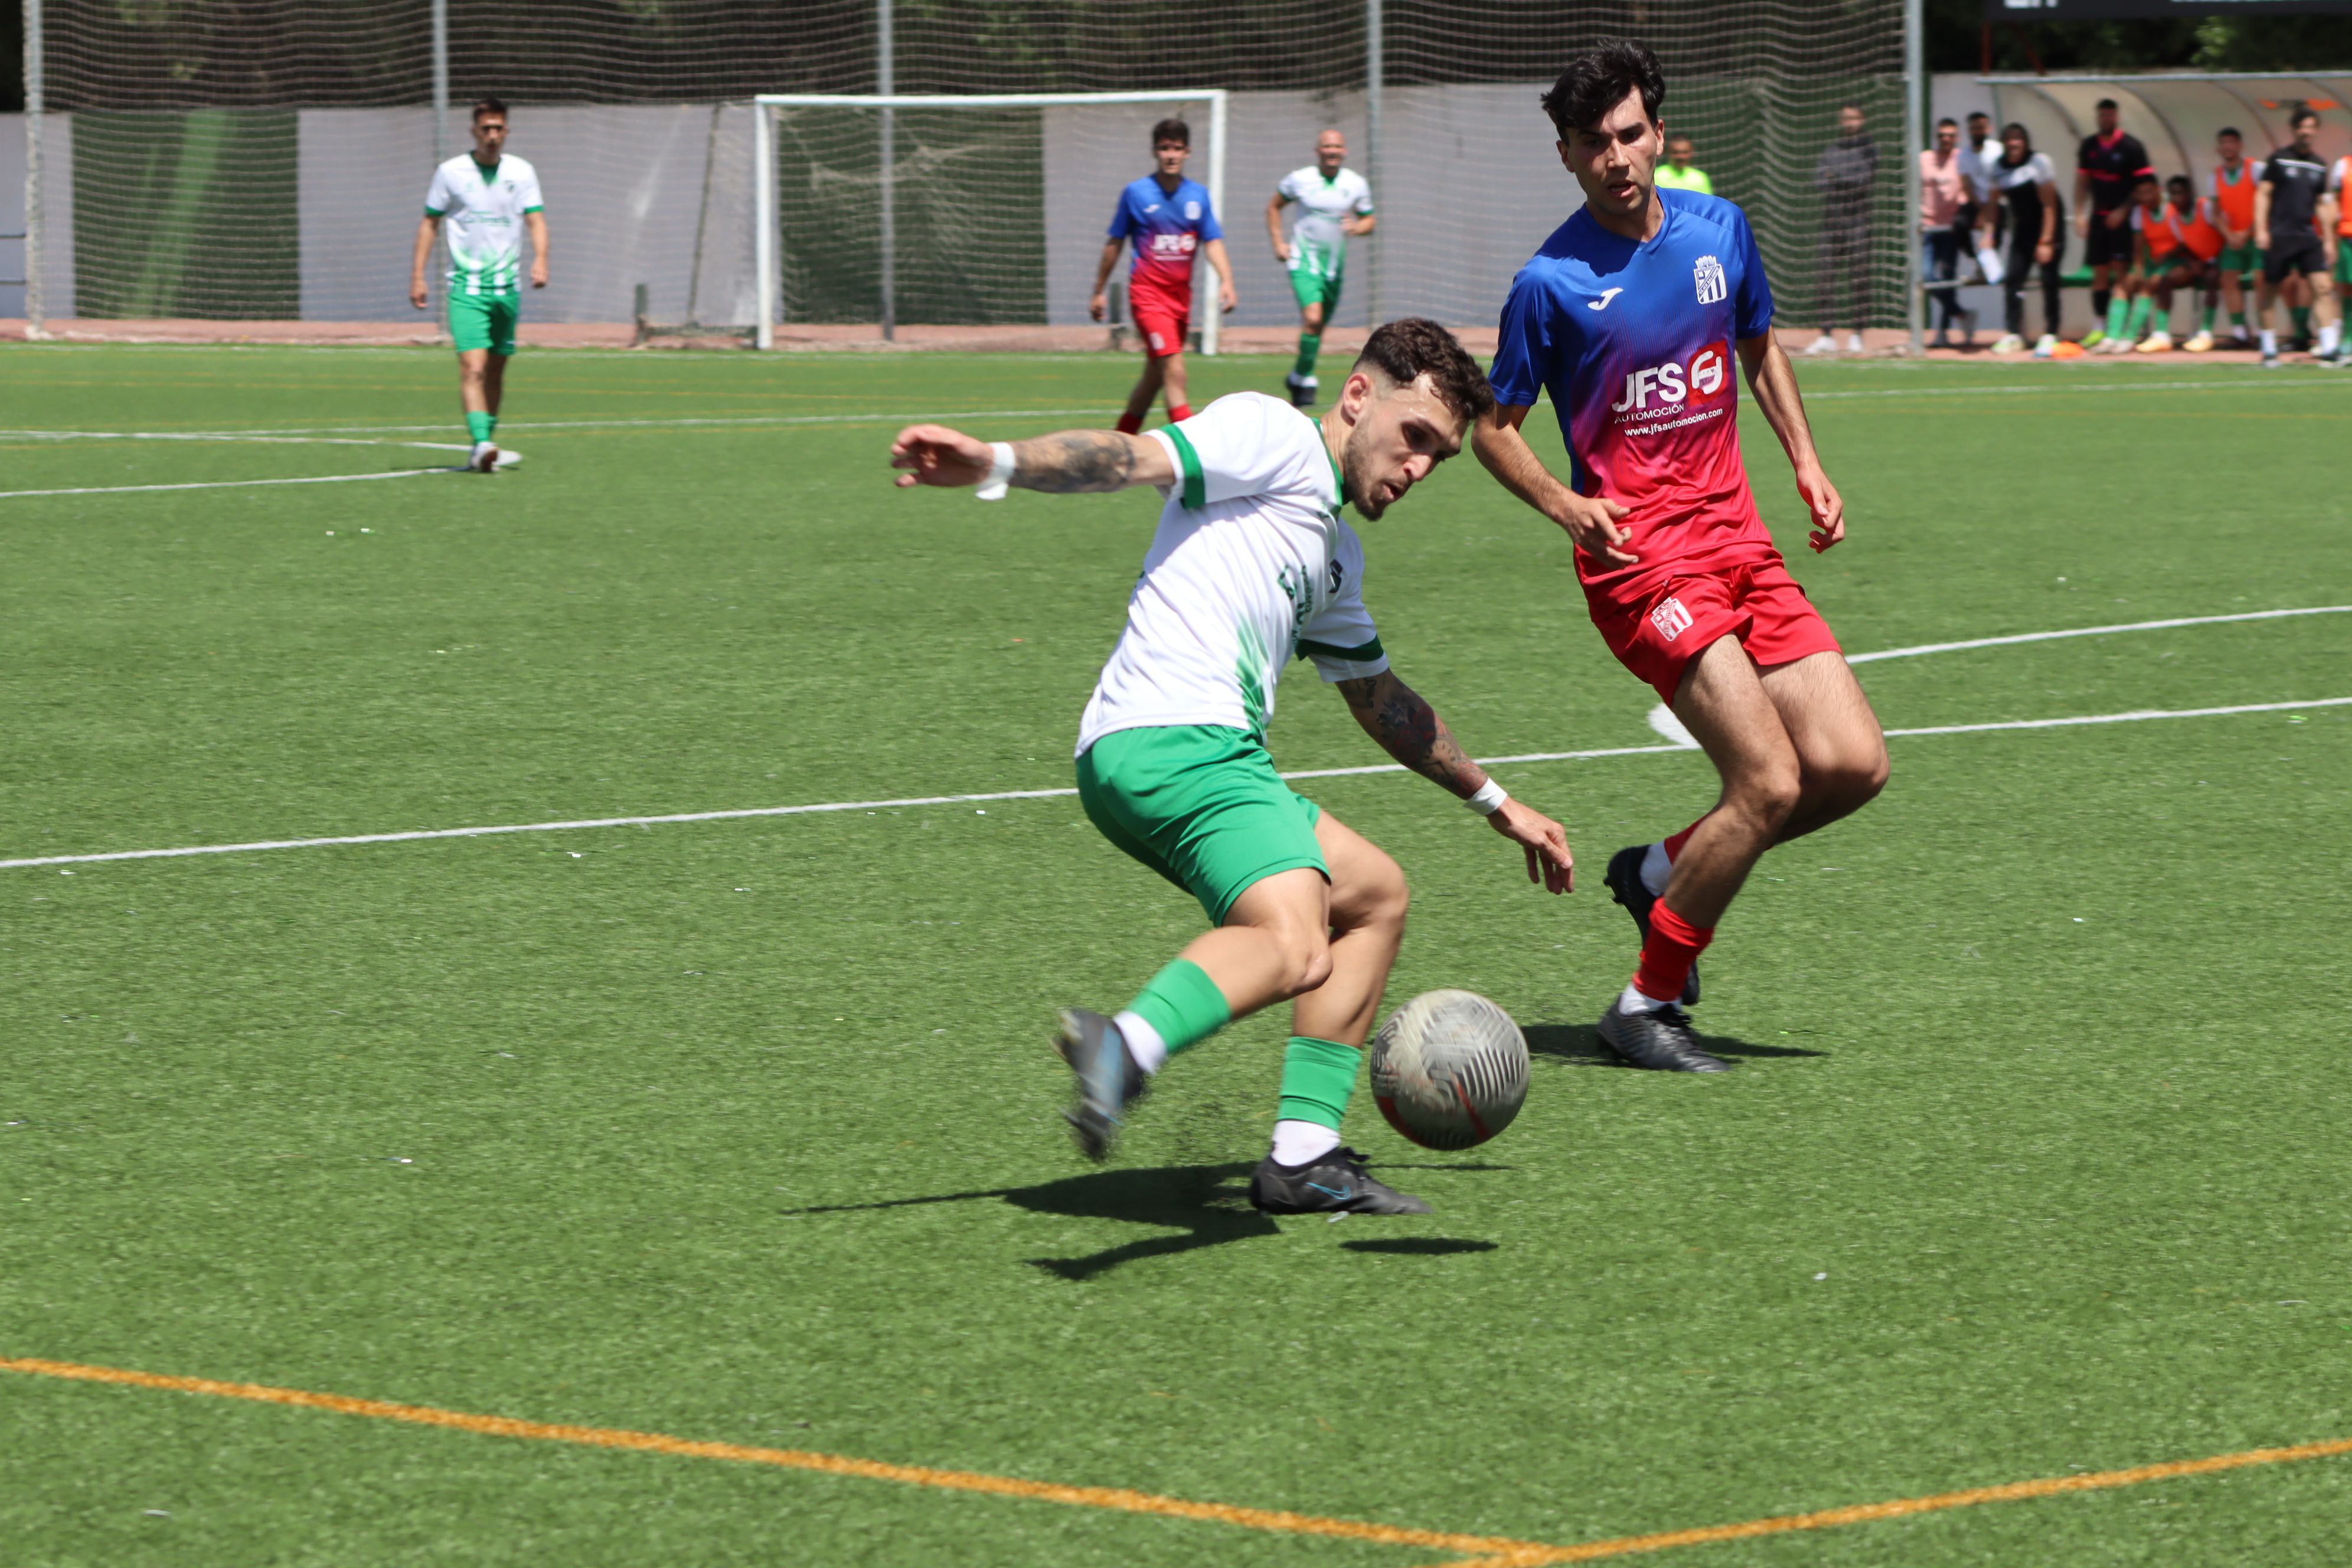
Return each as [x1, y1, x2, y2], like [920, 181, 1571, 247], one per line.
[750, 89, 1229, 351]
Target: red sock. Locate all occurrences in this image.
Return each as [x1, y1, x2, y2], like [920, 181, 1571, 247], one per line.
[1115, 411, 1144, 435]
[1632, 900, 1714, 1004]
[1662, 820, 1701, 861]
[1167, 403, 1193, 423]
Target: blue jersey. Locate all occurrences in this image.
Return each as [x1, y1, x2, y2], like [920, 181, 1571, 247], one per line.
[1108, 175, 1222, 305]
[1489, 188, 1778, 588]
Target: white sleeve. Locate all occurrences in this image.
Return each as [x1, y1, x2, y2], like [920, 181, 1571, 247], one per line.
[1146, 394, 1308, 510]
[1298, 531, 1387, 682]
[1353, 175, 1376, 214]
[1275, 170, 1303, 204]
[424, 164, 453, 214]
[2333, 159, 2348, 194]
[515, 162, 545, 210]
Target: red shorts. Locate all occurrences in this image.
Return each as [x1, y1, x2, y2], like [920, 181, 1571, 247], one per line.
[1585, 556, 1843, 704]
[1132, 300, 1190, 359]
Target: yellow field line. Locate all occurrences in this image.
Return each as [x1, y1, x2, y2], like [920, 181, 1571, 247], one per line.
[14, 1355, 2352, 1564]
[0, 1356, 1544, 1558]
[1419, 1433, 2352, 1566]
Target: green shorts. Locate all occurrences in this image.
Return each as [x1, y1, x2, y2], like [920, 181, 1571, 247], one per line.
[1289, 266, 1344, 318]
[449, 289, 521, 356]
[1076, 724, 1327, 925]
[2216, 243, 2259, 277]
[2337, 243, 2352, 286]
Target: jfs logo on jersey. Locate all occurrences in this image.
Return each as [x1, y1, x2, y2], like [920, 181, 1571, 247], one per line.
[1649, 597, 1695, 642]
[1694, 254, 1727, 305]
[1609, 339, 1730, 418]
[1147, 231, 1198, 257]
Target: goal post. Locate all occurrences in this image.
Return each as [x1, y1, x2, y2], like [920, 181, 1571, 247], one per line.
[750, 90, 1229, 352]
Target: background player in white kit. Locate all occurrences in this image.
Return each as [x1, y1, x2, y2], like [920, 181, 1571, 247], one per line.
[1266, 130, 1377, 407]
[409, 99, 549, 472]
[890, 321, 1573, 1216]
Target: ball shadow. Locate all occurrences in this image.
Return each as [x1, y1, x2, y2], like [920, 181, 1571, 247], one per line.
[1338, 1237, 1498, 1257]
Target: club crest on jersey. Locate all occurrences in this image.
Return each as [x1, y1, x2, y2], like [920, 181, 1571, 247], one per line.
[1185, 201, 1202, 220]
[1609, 339, 1730, 422]
[1649, 597, 1695, 642]
[1694, 254, 1727, 305]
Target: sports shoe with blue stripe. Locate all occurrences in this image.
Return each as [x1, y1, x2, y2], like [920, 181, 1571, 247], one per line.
[1054, 1008, 1148, 1161]
[1249, 1146, 1430, 1215]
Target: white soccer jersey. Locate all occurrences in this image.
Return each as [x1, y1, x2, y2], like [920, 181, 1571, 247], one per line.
[1076, 391, 1387, 756]
[1276, 166, 1375, 280]
[424, 153, 544, 295]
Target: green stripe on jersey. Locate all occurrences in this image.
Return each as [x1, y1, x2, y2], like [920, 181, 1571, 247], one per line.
[1165, 423, 1206, 511]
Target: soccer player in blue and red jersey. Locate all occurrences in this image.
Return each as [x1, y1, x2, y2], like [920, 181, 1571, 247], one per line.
[1090, 117, 1238, 433]
[1472, 40, 1888, 1072]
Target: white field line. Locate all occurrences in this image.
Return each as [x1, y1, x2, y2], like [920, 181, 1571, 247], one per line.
[1846, 605, 2352, 663]
[1800, 375, 2352, 400]
[4, 697, 2343, 873]
[0, 468, 455, 501]
[0, 429, 468, 454]
[0, 409, 1122, 442]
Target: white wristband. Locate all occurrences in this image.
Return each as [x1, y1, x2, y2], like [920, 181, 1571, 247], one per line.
[1464, 778, 1509, 816]
[975, 442, 1016, 501]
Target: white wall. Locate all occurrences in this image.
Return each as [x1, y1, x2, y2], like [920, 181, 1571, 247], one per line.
[2, 113, 78, 319]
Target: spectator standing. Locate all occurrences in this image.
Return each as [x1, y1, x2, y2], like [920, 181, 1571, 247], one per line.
[1957, 110, 2000, 245]
[2074, 98, 2154, 349]
[2253, 104, 2338, 365]
[1984, 122, 2062, 357]
[1805, 104, 1879, 355]
[1919, 118, 1974, 347]
[1655, 133, 1713, 195]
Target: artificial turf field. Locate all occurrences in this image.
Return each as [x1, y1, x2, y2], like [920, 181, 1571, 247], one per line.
[2, 343, 2350, 1567]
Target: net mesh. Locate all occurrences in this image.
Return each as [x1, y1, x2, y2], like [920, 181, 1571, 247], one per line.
[27, 0, 1906, 332]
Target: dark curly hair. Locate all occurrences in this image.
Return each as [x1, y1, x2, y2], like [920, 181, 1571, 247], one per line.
[1540, 39, 1665, 141]
[1354, 318, 1494, 423]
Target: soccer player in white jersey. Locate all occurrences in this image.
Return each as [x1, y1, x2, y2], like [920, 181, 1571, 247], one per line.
[409, 99, 548, 473]
[891, 321, 1573, 1216]
[1266, 129, 1377, 407]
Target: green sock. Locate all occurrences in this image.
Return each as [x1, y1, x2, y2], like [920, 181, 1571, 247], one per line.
[486, 412, 499, 437]
[1123, 959, 1230, 1060]
[1277, 1035, 1363, 1131]
[2124, 296, 2152, 338]
[2235, 309, 2251, 331]
[2105, 296, 2129, 337]
[2201, 301, 2217, 331]
[2292, 306, 2312, 337]
[1292, 332, 1320, 380]
[466, 410, 492, 443]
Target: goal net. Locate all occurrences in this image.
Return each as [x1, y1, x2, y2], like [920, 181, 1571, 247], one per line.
[751, 92, 1227, 349]
[18, 0, 1906, 340]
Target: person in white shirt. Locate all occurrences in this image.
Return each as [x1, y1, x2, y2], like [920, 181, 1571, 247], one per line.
[409, 99, 549, 472]
[1265, 129, 1377, 407]
[889, 320, 1572, 1216]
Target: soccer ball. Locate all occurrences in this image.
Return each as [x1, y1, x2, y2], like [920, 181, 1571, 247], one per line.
[1368, 989, 1529, 1151]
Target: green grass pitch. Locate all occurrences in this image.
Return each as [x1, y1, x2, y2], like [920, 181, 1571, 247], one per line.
[3, 344, 2350, 1566]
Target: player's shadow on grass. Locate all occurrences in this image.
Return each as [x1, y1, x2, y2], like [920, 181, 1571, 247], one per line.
[1005, 1163, 1277, 1282]
[777, 1163, 1278, 1282]
[1523, 1022, 1826, 1067]
[1339, 1237, 1496, 1257]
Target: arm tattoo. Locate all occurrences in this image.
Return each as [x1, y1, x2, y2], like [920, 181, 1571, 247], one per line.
[1011, 430, 1138, 493]
[1338, 672, 1485, 796]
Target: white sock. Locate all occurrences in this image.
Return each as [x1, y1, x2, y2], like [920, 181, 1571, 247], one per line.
[1847, 331, 1865, 352]
[1639, 841, 1672, 898]
[2323, 323, 2342, 353]
[1270, 1119, 1341, 1167]
[1618, 981, 1672, 1015]
[1112, 1010, 1167, 1074]
[2261, 328, 2279, 354]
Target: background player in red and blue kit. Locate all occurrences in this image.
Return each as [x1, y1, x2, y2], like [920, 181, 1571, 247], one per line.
[1090, 117, 1238, 434]
[1472, 39, 1887, 1073]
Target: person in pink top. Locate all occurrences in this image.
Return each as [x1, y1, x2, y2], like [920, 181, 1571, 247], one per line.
[1920, 117, 1975, 346]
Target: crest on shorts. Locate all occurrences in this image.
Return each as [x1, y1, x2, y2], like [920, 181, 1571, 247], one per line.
[1693, 254, 1727, 305]
[1649, 597, 1694, 642]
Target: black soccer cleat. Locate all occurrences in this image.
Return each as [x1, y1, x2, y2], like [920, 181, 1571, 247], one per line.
[1602, 844, 1700, 1007]
[1596, 997, 1730, 1073]
[1249, 1145, 1430, 1215]
[1054, 1008, 1148, 1161]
